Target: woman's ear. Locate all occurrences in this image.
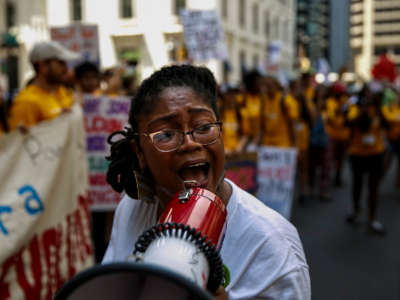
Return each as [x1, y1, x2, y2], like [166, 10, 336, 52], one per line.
[131, 140, 146, 170]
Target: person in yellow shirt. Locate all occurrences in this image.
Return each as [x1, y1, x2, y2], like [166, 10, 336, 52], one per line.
[381, 87, 400, 187]
[219, 84, 247, 156]
[300, 72, 316, 105]
[346, 85, 387, 235]
[238, 70, 264, 150]
[325, 82, 351, 187]
[8, 41, 79, 131]
[260, 76, 298, 148]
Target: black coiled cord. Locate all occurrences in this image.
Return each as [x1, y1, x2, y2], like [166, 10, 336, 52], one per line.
[133, 222, 224, 292]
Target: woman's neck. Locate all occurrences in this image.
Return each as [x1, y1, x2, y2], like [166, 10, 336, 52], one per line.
[216, 180, 232, 207]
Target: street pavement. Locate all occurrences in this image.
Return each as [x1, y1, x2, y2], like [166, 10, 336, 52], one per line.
[291, 161, 400, 300]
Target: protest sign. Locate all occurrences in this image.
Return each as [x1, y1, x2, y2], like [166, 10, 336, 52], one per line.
[225, 152, 258, 195]
[0, 105, 94, 299]
[257, 146, 297, 219]
[83, 94, 130, 211]
[266, 40, 282, 74]
[50, 24, 100, 65]
[180, 9, 228, 62]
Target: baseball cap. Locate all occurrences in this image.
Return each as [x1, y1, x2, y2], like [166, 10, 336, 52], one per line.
[29, 41, 80, 64]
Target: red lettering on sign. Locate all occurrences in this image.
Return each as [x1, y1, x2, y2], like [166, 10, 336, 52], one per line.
[15, 236, 42, 299]
[89, 173, 107, 185]
[85, 116, 123, 133]
[0, 194, 94, 299]
[42, 227, 62, 300]
[81, 28, 95, 39]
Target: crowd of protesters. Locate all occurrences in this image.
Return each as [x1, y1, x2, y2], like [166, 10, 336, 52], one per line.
[0, 42, 138, 137]
[218, 68, 400, 235]
[0, 41, 399, 262]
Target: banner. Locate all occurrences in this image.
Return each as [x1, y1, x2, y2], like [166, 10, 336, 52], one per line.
[257, 146, 297, 219]
[180, 9, 228, 62]
[225, 152, 258, 195]
[0, 105, 94, 299]
[50, 24, 100, 65]
[83, 95, 130, 210]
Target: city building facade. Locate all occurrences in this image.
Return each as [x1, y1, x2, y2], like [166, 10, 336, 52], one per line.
[1, 0, 296, 88]
[350, 0, 400, 80]
[296, 0, 330, 70]
[329, 0, 350, 73]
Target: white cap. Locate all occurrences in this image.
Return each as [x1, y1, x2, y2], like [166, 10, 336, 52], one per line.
[29, 41, 80, 64]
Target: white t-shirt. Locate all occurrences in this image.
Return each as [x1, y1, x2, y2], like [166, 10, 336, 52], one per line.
[103, 179, 311, 300]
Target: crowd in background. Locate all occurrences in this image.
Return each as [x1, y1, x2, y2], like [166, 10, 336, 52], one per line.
[0, 41, 399, 262]
[218, 69, 400, 235]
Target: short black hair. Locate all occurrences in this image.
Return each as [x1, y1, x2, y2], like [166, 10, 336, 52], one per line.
[106, 64, 219, 198]
[74, 61, 99, 80]
[243, 69, 262, 93]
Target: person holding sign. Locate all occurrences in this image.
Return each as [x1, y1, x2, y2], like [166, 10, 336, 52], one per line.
[8, 41, 79, 131]
[102, 65, 310, 299]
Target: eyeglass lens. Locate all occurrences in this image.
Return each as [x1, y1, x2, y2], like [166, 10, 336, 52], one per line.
[152, 124, 220, 152]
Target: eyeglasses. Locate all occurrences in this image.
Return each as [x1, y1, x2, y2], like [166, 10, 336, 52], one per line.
[136, 122, 222, 152]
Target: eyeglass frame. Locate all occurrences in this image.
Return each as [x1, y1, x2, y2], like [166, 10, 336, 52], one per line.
[134, 121, 223, 152]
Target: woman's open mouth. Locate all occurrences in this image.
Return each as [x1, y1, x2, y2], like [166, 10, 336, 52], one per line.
[178, 162, 210, 188]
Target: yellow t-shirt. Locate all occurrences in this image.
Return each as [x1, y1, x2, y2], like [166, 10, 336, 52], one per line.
[325, 96, 351, 141]
[382, 104, 400, 141]
[295, 96, 315, 151]
[347, 105, 385, 156]
[295, 121, 310, 151]
[221, 108, 240, 152]
[9, 84, 73, 130]
[305, 86, 315, 103]
[239, 93, 262, 139]
[261, 92, 299, 148]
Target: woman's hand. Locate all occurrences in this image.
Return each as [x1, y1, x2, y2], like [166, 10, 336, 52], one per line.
[214, 286, 229, 300]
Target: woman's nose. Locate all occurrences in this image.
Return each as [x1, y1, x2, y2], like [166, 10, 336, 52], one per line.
[178, 132, 202, 152]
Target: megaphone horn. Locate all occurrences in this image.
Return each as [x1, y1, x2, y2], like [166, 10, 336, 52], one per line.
[133, 187, 227, 292]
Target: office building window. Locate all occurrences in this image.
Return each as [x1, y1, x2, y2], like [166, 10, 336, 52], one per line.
[239, 0, 245, 28]
[174, 0, 186, 15]
[71, 0, 82, 21]
[121, 0, 134, 18]
[6, 2, 16, 29]
[252, 3, 259, 33]
[222, 0, 228, 19]
[374, 46, 387, 56]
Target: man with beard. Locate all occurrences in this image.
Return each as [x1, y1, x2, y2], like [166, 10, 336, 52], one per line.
[8, 41, 79, 131]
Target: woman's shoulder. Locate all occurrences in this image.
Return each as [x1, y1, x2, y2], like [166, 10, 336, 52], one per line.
[115, 194, 157, 217]
[226, 180, 305, 257]
[229, 181, 296, 231]
[222, 181, 309, 298]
